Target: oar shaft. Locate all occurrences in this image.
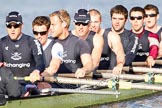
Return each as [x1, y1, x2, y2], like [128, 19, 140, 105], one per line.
[58, 72, 92, 78]
[101, 73, 144, 80]
[43, 77, 108, 87]
[132, 67, 162, 74]
[132, 60, 162, 66]
[132, 62, 147, 66]
[14, 76, 162, 91]
[40, 88, 120, 95]
[132, 83, 162, 91]
[97, 67, 162, 74]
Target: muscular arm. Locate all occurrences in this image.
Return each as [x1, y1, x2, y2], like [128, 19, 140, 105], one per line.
[42, 42, 63, 76]
[108, 31, 125, 74]
[91, 33, 104, 69]
[75, 40, 93, 78]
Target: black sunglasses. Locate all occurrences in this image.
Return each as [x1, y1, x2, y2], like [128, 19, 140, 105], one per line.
[145, 14, 157, 18]
[6, 24, 21, 29]
[75, 22, 88, 26]
[33, 30, 47, 36]
[130, 16, 143, 20]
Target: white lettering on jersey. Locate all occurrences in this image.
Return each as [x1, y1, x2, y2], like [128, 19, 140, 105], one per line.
[62, 50, 76, 64]
[4, 62, 30, 68]
[34, 40, 42, 55]
[131, 37, 138, 53]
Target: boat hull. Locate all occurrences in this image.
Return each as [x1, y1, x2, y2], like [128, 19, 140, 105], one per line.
[0, 89, 158, 108]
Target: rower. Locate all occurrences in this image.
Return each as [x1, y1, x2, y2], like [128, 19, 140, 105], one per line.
[0, 11, 45, 96]
[129, 6, 159, 68]
[144, 4, 162, 68]
[32, 16, 64, 89]
[71, 9, 104, 71]
[49, 9, 93, 88]
[100, 5, 138, 74]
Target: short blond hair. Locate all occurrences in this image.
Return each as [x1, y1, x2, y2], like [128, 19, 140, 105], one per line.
[89, 9, 102, 21]
[49, 9, 71, 28]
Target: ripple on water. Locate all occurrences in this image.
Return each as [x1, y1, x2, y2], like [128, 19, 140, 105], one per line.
[91, 93, 162, 108]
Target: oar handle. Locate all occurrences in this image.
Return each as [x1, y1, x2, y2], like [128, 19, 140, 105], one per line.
[14, 76, 30, 81]
[132, 60, 162, 66]
[14, 72, 93, 81]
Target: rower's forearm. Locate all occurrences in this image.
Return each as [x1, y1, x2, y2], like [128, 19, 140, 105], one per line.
[116, 54, 125, 66]
[82, 62, 93, 74]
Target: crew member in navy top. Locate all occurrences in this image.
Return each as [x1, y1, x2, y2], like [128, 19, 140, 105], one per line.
[71, 9, 104, 71]
[49, 9, 93, 79]
[0, 11, 45, 95]
[107, 5, 139, 73]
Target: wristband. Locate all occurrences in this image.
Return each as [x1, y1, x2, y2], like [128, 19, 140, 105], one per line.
[117, 61, 124, 65]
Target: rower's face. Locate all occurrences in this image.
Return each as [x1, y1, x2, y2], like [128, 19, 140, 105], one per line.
[130, 11, 144, 32]
[6, 22, 22, 41]
[111, 13, 126, 32]
[89, 15, 101, 33]
[74, 22, 90, 37]
[33, 25, 48, 46]
[144, 10, 158, 29]
[50, 15, 63, 38]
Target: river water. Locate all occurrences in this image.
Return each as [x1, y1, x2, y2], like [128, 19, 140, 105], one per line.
[1, 0, 162, 107]
[92, 93, 162, 108]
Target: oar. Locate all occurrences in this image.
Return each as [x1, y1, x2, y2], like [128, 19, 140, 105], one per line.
[40, 88, 120, 95]
[97, 66, 162, 74]
[57, 72, 93, 78]
[132, 60, 162, 66]
[94, 73, 162, 83]
[15, 76, 162, 91]
[14, 73, 93, 80]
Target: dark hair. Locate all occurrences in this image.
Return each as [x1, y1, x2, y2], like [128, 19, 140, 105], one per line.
[129, 6, 145, 18]
[110, 5, 128, 19]
[32, 16, 51, 30]
[144, 4, 159, 14]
